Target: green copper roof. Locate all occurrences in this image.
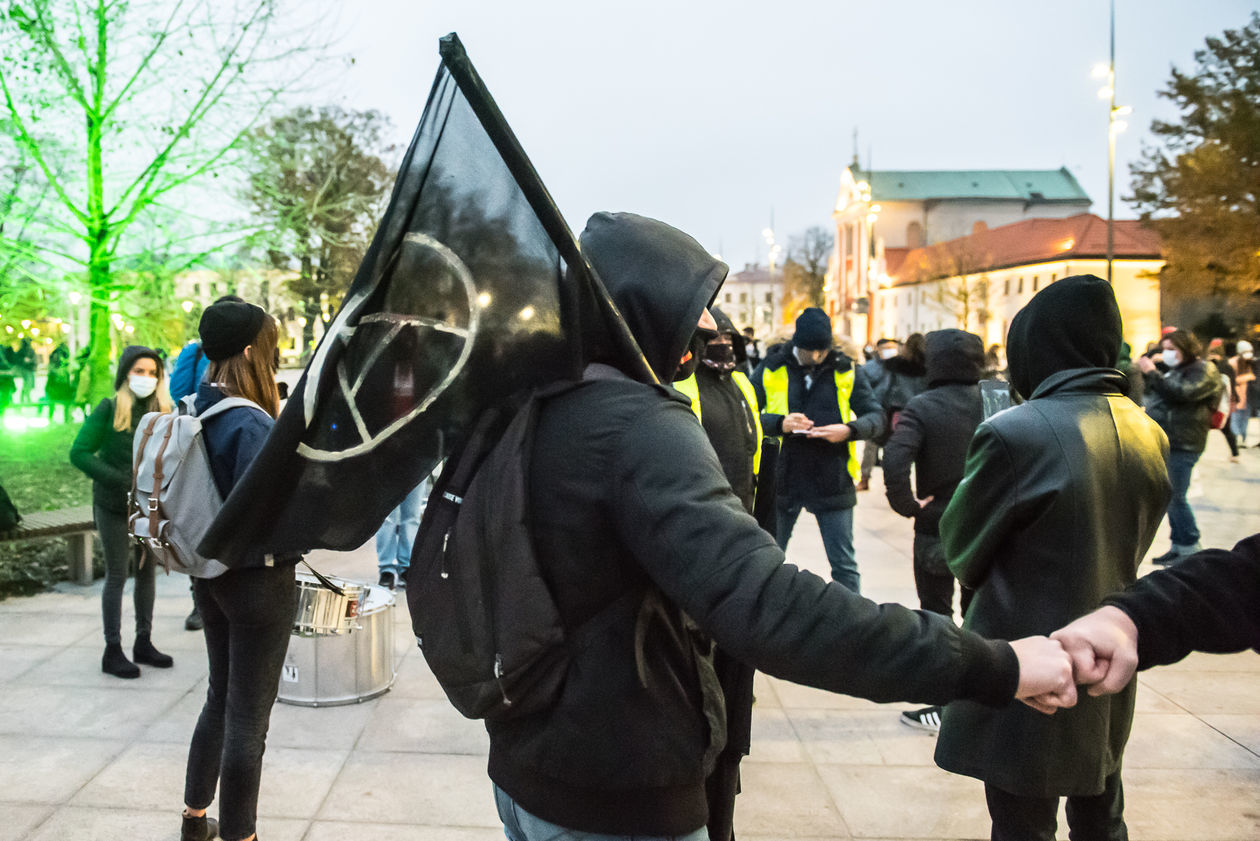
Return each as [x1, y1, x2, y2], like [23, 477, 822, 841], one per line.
[851, 167, 1091, 203]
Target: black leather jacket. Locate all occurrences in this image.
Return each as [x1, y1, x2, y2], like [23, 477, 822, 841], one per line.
[936, 368, 1171, 797]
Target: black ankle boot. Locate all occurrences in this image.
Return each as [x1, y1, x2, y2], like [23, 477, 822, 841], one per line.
[102, 643, 140, 678]
[180, 813, 219, 841]
[133, 634, 174, 668]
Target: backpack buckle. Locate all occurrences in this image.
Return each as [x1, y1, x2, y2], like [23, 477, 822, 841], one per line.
[147, 498, 160, 512]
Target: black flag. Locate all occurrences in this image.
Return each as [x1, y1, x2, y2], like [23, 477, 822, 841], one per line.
[200, 33, 651, 561]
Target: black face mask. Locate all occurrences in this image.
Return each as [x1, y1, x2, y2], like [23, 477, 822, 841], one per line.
[674, 327, 719, 381]
[702, 339, 737, 373]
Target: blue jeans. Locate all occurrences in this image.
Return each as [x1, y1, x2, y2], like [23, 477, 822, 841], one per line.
[1165, 448, 1201, 548]
[775, 499, 859, 593]
[375, 479, 429, 575]
[1231, 409, 1250, 443]
[493, 784, 710, 841]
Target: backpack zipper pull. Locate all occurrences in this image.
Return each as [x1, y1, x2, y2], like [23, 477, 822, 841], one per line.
[440, 529, 451, 579]
[494, 654, 512, 707]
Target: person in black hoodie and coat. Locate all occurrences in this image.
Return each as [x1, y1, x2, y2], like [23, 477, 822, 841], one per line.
[486, 212, 1078, 841]
[934, 275, 1172, 841]
[883, 329, 984, 618]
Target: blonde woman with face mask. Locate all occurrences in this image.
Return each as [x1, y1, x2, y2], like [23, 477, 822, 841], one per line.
[70, 345, 174, 678]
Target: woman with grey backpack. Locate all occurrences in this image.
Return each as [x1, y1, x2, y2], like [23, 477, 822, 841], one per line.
[180, 300, 299, 841]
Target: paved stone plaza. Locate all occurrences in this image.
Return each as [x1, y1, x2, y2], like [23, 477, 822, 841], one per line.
[1, 432, 1257, 840]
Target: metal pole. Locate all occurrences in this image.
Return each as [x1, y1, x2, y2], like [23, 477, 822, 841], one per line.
[1106, 0, 1115, 284]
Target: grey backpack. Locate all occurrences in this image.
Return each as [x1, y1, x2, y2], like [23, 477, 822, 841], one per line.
[128, 397, 262, 577]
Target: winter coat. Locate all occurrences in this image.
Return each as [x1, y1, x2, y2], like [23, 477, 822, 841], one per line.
[193, 383, 296, 569]
[883, 330, 985, 536]
[70, 347, 167, 515]
[935, 367, 1171, 797]
[1104, 533, 1260, 668]
[751, 344, 884, 511]
[935, 274, 1171, 798]
[489, 212, 1021, 837]
[1143, 358, 1222, 454]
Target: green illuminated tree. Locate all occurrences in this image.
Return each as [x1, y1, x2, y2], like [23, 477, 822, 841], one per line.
[243, 106, 394, 353]
[0, 0, 326, 401]
[1129, 12, 1260, 315]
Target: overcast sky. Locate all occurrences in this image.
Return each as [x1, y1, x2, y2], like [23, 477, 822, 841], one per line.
[320, 0, 1255, 271]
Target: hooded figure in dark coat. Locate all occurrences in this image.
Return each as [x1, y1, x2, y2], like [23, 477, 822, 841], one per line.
[485, 212, 1072, 840]
[934, 275, 1171, 841]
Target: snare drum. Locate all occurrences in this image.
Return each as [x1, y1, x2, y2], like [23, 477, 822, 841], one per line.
[277, 582, 396, 707]
[292, 572, 364, 636]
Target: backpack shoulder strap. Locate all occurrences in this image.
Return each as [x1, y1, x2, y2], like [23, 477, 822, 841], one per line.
[195, 396, 266, 422]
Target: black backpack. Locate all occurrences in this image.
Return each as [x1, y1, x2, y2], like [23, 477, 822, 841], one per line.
[406, 381, 582, 721]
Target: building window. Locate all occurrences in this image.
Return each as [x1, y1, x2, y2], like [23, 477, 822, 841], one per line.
[906, 221, 925, 249]
[765, 292, 773, 303]
[920, 290, 926, 304]
[1004, 279, 1010, 296]
[739, 292, 747, 303]
[724, 292, 732, 304]
[193, 283, 201, 297]
[1051, 273, 1057, 282]
[1017, 277, 1023, 294]
[1032, 275, 1039, 291]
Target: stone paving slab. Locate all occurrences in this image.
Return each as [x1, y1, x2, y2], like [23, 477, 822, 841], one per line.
[0, 431, 1257, 839]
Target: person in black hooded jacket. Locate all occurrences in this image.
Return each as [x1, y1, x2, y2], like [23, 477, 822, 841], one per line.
[934, 275, 1172, 841]
[71, 345, 175, 679]
[486, 212, 1079, 841]
[883, 328, 985, 623]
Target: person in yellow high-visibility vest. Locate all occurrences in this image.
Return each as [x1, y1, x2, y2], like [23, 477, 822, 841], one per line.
[751, 307, 885, 592]
[672, 306, 768, 841]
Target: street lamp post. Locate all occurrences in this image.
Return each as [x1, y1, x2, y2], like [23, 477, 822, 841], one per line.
[1094, 0, 1130, 285]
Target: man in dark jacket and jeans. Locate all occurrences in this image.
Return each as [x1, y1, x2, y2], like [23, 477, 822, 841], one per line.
[488, 212, 1078, 841]
[883, 329, 986, 733]
[751, 308, 884, 592]
[934, 275, 1172, 841]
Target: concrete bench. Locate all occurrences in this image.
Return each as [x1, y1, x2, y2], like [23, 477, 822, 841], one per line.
[0, 505, 96, 584]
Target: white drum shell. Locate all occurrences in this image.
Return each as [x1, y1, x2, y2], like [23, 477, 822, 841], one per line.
[278, 583, 396, 707]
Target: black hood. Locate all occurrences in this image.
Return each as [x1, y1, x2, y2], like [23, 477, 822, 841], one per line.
[710, 305, 747, 366]
[114, 345, 163, 391]
[580, 212, 727, 381]
[925, 329, 985, 387]
[1006, 274, 1122, 400]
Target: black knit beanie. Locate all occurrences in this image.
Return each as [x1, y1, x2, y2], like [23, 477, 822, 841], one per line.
[793, 307, 833, 350]
[199, 301, 266, 362]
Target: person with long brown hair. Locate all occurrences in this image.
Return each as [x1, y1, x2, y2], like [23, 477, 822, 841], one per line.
[179, 300, 297, 841]
[1138, 329, 1223, 565]
[71, 345, 175, 678]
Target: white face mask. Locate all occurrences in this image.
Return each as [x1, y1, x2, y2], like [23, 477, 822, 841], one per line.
[879, 347, 898, 360]
[129, 374, 158, 399]
[1161, 349, 1181, 369]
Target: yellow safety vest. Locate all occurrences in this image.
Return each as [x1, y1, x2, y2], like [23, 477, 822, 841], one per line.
[761, 365, 861, 481]
[674, 370, 763, 476]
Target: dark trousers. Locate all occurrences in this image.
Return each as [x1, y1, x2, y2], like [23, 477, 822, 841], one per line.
[912, 533, 955, 618]
[985, 770, 1127, 841]
[95, 504, 154, 646]
[185, 564, 296, 841]
[1165, 449, 1201, 547]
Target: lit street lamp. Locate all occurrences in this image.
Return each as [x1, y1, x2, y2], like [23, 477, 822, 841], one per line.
[1093, 0, 1130, 285]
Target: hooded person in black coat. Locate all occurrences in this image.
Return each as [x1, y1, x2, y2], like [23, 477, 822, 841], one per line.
[486, 212, 1077, 840]
[935, 275, 1172, 841]
[883, 329, 985, 619]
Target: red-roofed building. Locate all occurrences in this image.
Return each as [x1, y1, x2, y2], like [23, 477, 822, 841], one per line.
[877, 213, 1163, 349]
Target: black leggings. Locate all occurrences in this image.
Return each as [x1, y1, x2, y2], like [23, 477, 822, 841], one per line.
[185, 564, 296, 841]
